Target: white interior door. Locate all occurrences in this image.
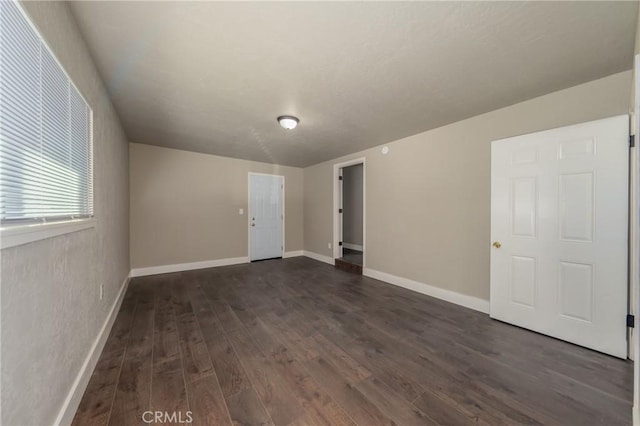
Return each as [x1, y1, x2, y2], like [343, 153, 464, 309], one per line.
[249, 174, 283, 261]
[338, 168, 344, 258]
[490, 115, 629, 358]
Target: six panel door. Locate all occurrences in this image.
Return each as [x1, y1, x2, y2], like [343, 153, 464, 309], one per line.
[490, 115, 629, 358]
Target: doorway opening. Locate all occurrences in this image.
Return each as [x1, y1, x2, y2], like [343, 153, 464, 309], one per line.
[333, 158, 365, 274]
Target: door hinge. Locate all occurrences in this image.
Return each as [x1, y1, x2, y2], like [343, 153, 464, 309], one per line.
[339, 208, 343, 213]
[338, 176, 343, 181]
[630, 135, 635, 148]
[338, 241, 343, 246]
[627, 314, 635, 328]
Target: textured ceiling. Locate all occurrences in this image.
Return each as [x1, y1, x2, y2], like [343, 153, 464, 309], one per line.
[69, 1, 638, 167]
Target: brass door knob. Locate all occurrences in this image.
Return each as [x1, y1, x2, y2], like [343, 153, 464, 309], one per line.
[492, 241, 502, 248]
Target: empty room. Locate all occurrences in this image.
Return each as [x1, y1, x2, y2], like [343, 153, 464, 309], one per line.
[3, 1, 640, 425]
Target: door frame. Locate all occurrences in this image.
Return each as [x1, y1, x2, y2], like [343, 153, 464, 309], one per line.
[247, 172, 285, 261]
[632, 54, 640, 425]
[333, 157, 366, 266]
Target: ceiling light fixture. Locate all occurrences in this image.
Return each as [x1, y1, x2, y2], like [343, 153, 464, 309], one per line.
[277, 115, 299, 130]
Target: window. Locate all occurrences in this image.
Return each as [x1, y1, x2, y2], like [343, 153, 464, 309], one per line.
[0, 1, 94, 247]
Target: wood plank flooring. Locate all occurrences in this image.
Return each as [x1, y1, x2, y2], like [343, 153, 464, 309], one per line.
[339, 249, 363, 266]
[72, 257, 633, 425]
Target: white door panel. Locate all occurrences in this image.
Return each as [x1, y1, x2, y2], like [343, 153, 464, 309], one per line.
[338, 168, 344, 259]
[491, 115, 629, 358]
[249, 174, 283, 261]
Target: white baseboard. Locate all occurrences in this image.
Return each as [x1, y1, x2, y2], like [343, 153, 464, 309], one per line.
[54, 273, 130, 426]
[283, 250, 304, 258]
[130, 256, 249, 277]
[303, 250, 334, 265]
[343, 243, 363, 251]
[363, 267, 490, 314]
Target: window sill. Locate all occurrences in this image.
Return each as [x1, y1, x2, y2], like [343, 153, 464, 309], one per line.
[1, 218, 96, 249]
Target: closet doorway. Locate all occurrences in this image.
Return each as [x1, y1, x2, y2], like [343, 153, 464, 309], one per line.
[333, 158, 365, 274]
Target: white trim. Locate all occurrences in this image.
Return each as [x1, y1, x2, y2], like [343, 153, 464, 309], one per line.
[633, 54, 640, 423]
[248, 172, 285, 261]
[333, 158, 366, 265]
[343, 243, 363, 251]
[1, 218, 96, 249]
[54, 273, 130, 426]
[130, 257, 249, 278]
[338, 167, 344, 259]
[363, 267, 490, 314]
[284, 250, 304, 258]
[303, 250, 334, 265]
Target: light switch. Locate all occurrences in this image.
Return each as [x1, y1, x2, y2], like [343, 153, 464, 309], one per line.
[239, 208, 244, 215]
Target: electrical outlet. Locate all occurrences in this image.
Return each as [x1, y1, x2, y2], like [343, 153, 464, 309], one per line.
[100, 283, 104, 300]
[328, 242, 332, 249]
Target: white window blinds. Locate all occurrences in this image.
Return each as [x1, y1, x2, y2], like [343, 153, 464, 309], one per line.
[0, 1, 93, 224]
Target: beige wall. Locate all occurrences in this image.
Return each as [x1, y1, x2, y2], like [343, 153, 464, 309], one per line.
[342, 164, 363, 247]
[304, 70, 632, 301]
[130, 143, 303, 268]
[1, 2, 130, 425]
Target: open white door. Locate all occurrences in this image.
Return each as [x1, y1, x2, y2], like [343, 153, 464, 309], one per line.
[633, 55, 640, 425]
[249, 173, 284, 261]
[490, 115, 629, 358]
[338, 168, 344, 259]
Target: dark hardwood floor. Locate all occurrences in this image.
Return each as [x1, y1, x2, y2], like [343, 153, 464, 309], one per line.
[72, 257, 633, 425]
[340, 249, 363, 266]
[336, 249, 363, 274]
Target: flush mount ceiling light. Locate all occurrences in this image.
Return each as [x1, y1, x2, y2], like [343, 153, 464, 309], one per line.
[277, 115, 299, 130]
